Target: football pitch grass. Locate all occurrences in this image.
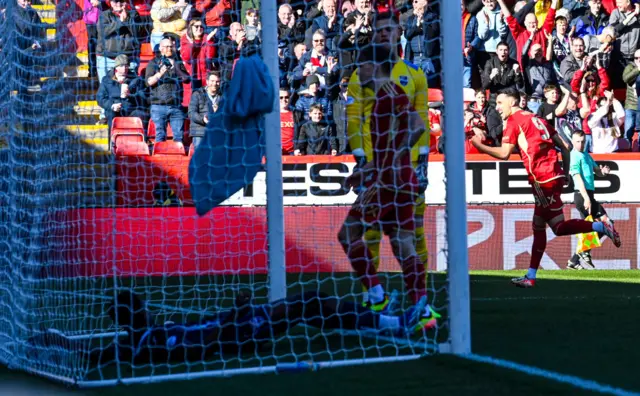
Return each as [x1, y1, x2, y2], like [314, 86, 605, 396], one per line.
[1, 270, 639, 395]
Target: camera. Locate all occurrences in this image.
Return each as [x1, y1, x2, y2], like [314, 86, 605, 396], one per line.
[160, 56, 173, 69]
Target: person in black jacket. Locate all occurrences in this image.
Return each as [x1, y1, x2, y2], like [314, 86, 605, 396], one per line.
[294, 104, 337, 155]
[96, 54, 148, 145]
[14, 0, 45, 92]
[481, 41, 524, 105]
[96, 0, 142, 84]
[188, 71, 223, 148]
[402, 0, 440, 87]
[145, 37, 191, 143]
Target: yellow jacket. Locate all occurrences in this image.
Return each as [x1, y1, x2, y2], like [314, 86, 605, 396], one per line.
[346, 59, 430, 163]
[151, 0, 187, 36]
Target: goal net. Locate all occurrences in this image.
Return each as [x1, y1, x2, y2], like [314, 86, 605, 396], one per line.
[0, 0, 468, 386]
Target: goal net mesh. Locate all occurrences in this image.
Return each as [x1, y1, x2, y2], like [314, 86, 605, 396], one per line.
[0, 0, 459, 386]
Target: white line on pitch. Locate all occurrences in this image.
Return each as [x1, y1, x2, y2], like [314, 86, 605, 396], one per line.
[464, 353, 640, 396]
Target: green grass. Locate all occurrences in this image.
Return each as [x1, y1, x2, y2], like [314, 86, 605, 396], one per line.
[1, 270, 639, 395]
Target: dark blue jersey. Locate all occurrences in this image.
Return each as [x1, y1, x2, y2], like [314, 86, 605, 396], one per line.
[133, 304, 270, 356]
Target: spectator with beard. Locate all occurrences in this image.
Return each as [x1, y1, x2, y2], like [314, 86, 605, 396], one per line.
[311, 0, 342, 52]
[188, 71, 222, 148]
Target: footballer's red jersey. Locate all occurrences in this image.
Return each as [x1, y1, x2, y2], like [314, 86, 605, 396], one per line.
[369, 81, 419, 195]
[502, 110, 564, 185]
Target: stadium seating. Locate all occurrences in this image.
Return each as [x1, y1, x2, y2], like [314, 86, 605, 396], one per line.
[115, 141, 151, 156]
[428, 88, 443, 103]
[154, 140, 186, 155]
[111, 117, 147, 155]
[147, 119, 174, 142]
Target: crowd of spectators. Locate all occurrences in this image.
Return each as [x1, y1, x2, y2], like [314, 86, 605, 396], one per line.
[10, 0, 640, 154]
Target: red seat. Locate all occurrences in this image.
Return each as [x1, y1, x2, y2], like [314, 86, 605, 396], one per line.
[115, 141, 150, 156]
[154, 140, 186, 155]
[113, 131, 145, 148]
[112, 116, 144, 131]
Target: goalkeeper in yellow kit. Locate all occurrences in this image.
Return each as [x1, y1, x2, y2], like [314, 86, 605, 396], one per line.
[346, 11, 431, 312]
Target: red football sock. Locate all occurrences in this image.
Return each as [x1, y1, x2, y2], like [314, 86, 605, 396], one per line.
[553, 219, 594, 236]
[401, 255, 427, 304]
[530, 230, 547, 271]
[346, 239, 380, 289]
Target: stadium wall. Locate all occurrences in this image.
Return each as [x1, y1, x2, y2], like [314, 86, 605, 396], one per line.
[60, 155, 640, 276]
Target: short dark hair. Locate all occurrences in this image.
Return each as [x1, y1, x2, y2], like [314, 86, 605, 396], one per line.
[206, 70, 221, 80]
[571, 36, 584, 46]
[544, 84, 558, 94]
[572, 130, 585, 137]
[246, 7, 258, 15]
[499, 90, 521, 103]
[373, 11, 400, 27]
[309, 103, 324, 113]
[496, 41, 509, 50]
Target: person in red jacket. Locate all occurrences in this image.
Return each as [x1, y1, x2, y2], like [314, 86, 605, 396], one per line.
[196, 0, 233, 31]
[180, 19, 216, 107]
[497, 0, 558, 66]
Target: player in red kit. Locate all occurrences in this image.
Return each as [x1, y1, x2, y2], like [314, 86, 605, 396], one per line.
[471, 91, 620, 288]
[337, 45, 438, 333]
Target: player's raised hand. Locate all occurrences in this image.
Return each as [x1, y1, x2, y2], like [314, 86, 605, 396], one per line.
[469, 134, 483, 148]
[600, 164, 611, 175]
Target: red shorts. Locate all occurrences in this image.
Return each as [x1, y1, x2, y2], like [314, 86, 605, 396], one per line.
[531, 179, 565, 223]
[347, 185, 417, 235]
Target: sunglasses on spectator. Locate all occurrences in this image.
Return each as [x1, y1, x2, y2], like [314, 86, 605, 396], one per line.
[635, 56, 640, 60]
[193, 25, 204, 29]
[313, 39, 325, 42]
[280, 96, 290, 99]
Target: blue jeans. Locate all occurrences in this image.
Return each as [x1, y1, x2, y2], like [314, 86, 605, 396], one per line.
[463, 66, 472, 88]
[625, 109, 637, 142]
[584, 134, 593, 153]
[192, 136, 203, 147]
[150, 105, 184, 142]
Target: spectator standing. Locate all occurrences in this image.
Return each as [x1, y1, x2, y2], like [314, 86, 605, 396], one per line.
[548, 8, 574, 80]
[342, 0, 374, 49]
[14, 0, 45, 92]
[588, 91, 624, 153]
[83, 0, 103, 78]
[279, 89, 295, 154]
[188, 71, 222, 148]
[294, 74, 332, 127]
[561, 36, 591, 85]
[150, 0, 188, 50]
[311, 0, 343, 53]
[574, 0, 609, 38]
[522, 37, 557, 113]
[536, 84, 571, 125]
[295, 104, 337, 155]
[481, 41, 524, 104]
[146, 37, 191, 144]
[332, 76, 351, 154]
[244, 8, 261, 42]
[468, 89, 503, 144]
[403, 0, 441, 87]
[622, 48, 640, 144]
[293, 29, 330, 88]
[608, 0, 640, 87]
[97, 54, 147, 143]
[180, 20, 216, 107]
[218, 22, 260, 82]
[462, 0, 480, 89]
[498, 0, 557, 66]
[96, 0, 141, 124]
[278, 4, 306, 47]
[476, 0, 508, 73]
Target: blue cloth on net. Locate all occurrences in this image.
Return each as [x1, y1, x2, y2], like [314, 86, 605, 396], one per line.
[189, 54, 275, 216]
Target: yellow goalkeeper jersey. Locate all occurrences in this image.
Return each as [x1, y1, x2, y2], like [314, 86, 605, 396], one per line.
[346, 59, 430, 163]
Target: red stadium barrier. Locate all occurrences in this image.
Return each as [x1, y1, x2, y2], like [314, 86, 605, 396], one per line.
[57, 204, 640, 277]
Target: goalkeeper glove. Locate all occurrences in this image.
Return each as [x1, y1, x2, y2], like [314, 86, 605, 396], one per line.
[415, 154, 429, 193]
[352, 154, 368, 194]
